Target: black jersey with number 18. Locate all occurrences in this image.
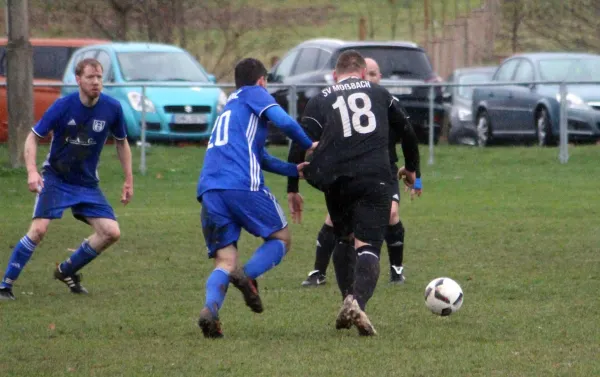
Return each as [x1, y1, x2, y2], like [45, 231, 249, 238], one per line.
[291, 77, 419, 191]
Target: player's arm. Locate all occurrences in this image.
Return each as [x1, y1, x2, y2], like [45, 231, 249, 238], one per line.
[286, 97, 324, 193]
[388, 97, 420, 174]
[26, 100, 63, 193]
[261, 149, 303, 177]
[264, 105, 313, 150]
[112, 104, 134, 205]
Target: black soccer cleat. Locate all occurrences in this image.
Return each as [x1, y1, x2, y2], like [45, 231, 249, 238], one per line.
[301, 270, 327, 287]
[229, 268, 263, 313]
[390, 265, 406, 284]
[54, 266, 89, 294]
[198, 307, 224, 339]
[0, 287, 16, 301]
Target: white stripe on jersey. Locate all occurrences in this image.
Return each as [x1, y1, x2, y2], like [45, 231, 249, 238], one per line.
[245, 114, 260, 191]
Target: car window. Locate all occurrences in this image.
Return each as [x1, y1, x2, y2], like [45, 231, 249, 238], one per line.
[273, 49, 299, 80]
[513, 60, 534, 83]
[494, 59, 519, 82]
[30, 46, 77, 80]
[538, 57, 600, 81]
[457, 72, 494, 99]
[336, 47, 434, 80]
[316, 49, 332, 70]
[116, 51, 209, 82]
[0, 46, 6, 76]
[293, 48, 320, 75]
[96, 50, 112, 80]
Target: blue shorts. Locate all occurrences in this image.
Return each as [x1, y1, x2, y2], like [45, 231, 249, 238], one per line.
[32, 173, 116, 224]
[200, 189, 288, 257]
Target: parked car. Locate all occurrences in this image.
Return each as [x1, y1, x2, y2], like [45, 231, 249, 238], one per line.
[0, 37, 110, 142]
[472, 53, 600, 146]
[443, 66, 496, 145]
[61, 42, 227, 142]
[266, 38, 444, 144]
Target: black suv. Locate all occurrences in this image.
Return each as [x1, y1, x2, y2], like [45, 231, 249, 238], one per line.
[266, 38, 444, 144]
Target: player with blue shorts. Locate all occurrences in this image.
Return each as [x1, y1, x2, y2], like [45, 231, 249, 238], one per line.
[196, 58, 316, 338]
[0, 58, 133, 301]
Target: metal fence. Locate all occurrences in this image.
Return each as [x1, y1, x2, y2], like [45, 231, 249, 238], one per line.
[3, 80, 600, 174]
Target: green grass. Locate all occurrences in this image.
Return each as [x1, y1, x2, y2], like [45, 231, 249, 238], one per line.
[0, 143, 599, 377]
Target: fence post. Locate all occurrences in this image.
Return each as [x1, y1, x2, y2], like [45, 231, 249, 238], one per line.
[289, 85, 298, 121]
[428, 85, 435, 165]
[558, 82, 568, 164]
[140, 85, 147, 175]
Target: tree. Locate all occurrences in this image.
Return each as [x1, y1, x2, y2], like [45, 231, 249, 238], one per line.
[6, 0, 33, 168]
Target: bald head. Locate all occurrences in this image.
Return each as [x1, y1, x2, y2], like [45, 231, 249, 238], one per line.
[365, 58, 382, 84]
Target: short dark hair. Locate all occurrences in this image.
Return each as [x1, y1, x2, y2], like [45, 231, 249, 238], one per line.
[234, 58, 268, 89]
[75, 58, 103, 76]
[335, 50, 366, 75]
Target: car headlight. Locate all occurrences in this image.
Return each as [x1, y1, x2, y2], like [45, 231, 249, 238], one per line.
[217, 90, 227, 114]
[457, 108, 472, 121]
[555, 93, 590, 111]
[127, 92, 156, 113]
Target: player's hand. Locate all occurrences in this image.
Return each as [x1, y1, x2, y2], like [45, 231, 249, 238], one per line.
[121, 180, 133, 205]
[398, 165, 416, 190]
[407, 177, 423, 200]
[287, 192, 304, 224]
[27, 171, 43, 194]
[297, 161, 309, 179]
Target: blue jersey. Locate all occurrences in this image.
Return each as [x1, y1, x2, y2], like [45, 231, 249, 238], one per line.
[32, 92, 127, 187]
[197, 86, 281, 196]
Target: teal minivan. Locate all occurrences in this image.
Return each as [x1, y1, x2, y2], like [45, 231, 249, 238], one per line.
[62, 42, 227, 141]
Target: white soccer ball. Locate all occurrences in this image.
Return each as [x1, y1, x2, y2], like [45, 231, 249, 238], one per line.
[424, 277, 464, 316]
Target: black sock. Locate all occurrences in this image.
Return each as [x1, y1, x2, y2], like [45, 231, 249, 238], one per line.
[314, 224, 336, 275]
[385, 221, 404, 268]
[353, 245, 381, 311]
[332, 240, 356, 300]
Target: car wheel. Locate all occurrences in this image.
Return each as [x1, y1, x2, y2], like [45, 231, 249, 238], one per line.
[476, 111, 492, 147]
[536, 108, 554, 146]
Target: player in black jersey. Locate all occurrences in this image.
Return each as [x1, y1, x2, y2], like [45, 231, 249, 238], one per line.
[294, 57, 422, 288]
[287, 50, 420, 335]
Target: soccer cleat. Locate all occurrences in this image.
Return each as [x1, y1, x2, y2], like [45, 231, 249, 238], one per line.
[229, 268, 263, 313]
[348, 298, 377, 336]
[390, 265, 406, 284]
[335, 294, 354, 330]
[301, 270, 327, 287]
[198, 307, 224, 339]
[53, 266, 89, 294]
[0, 287, 16, 300]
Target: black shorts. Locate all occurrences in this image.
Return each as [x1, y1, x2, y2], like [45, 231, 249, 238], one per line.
[324, 176, 391, 248]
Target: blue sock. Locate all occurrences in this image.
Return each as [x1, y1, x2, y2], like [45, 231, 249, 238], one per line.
[205, 268, 230, 316]
[1, 236, 37, 289]
[58, 240, 98, 276]
[243, 239, 286, 279]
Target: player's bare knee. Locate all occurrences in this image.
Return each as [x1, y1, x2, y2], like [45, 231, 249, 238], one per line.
[215, 245, 238, 272]
[27, 220, 49, 243]
[102, 224, 121, 244]
[270, 227, 291, 252]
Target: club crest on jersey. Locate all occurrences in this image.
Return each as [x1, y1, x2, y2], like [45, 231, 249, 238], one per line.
[92, 120, 106, 132]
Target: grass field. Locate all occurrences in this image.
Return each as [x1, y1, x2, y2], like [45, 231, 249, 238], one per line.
[0, 143, 599, 377]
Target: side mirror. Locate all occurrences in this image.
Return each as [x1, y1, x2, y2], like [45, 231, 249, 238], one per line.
[207, 74, 217, 83]
[267, 72, 276, 82]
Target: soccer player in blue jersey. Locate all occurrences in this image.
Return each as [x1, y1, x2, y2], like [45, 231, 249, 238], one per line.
[196, 58, 316, 338]
[0, 58, 133, 300]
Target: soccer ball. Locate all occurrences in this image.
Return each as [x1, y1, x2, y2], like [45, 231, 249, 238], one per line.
[424, 277, 464, 316]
